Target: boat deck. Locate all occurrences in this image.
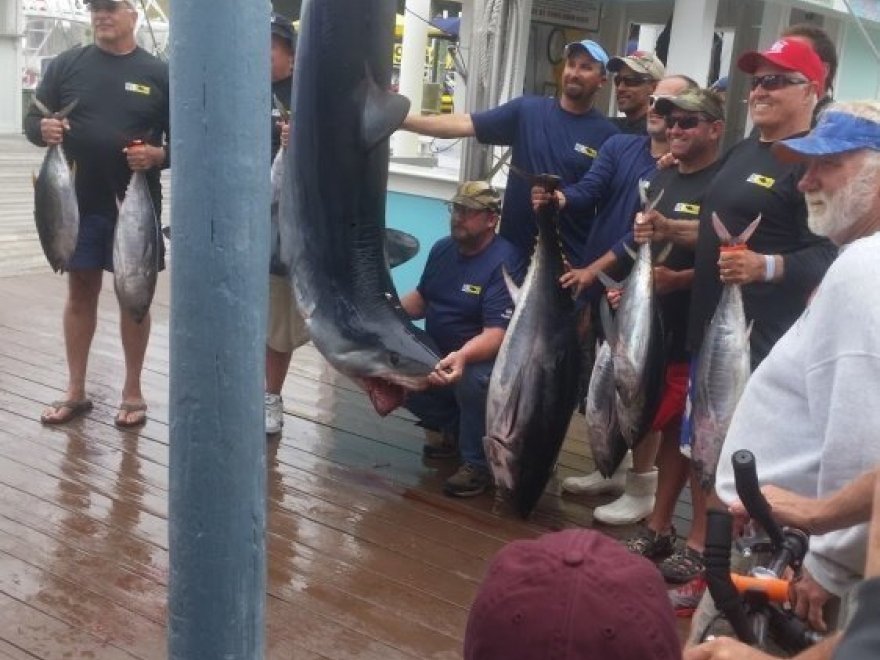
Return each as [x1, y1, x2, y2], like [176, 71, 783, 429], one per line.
[0, 134, 693, 659]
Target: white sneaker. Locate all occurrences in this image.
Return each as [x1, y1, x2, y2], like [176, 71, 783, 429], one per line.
[265, 393, 283, 435]
[561, 451, 632, 495]
[592, 468, 658, 526]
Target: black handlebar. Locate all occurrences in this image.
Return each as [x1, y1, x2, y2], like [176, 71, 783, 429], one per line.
[731, 449, 785, 548]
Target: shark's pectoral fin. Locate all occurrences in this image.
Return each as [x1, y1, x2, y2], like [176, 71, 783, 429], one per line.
[361, 66, 411, 150]
[384, 228, 420, 268]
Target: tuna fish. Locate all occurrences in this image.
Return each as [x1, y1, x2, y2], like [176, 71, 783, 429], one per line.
[602, 181, 667, 446]
[484, 175, 581, 517]
[281, 0, 439, 415]
[113, 170, 160, 324]
[584, 337, 629, 479]
[690, 213, 759, 491]
[32, 99, 79, 273]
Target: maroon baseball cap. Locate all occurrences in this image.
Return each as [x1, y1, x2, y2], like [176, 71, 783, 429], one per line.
[737, 37, 826, 92]
[464, 529, 681, 660]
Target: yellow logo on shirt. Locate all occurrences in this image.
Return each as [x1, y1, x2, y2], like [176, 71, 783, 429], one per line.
[125, 82, 152, 95]
[575, 143, 598, 158]
[674, 202, 700, 215]
[747, 173, 775, 189]
[462, 284, 482, 295]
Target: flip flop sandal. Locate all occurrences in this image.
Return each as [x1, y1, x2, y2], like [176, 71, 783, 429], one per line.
[115, 401, 148, 429]
[40, 399, 93, 425]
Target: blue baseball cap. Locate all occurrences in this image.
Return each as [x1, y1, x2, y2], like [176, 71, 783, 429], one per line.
[565, 40, 610, 69]
[774, 109, 880, 162]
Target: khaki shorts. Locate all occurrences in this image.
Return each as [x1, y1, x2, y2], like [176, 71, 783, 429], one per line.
[268, 275, 309, 354]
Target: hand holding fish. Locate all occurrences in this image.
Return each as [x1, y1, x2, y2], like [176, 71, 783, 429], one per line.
[653, 265, 685, 295]
[559, 265, 596, 298]
[124, 143, 165, 171]
[429, 350, 465, 386]
[717, 246, 765, 285]
[634, 209, 670, 244]
[531, 185, 566, 212]
[40, 117, 69, 146]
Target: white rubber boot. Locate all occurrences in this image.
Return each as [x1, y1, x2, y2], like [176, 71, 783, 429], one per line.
[561, 451, 632, 495]
[592, 468, 658, 526]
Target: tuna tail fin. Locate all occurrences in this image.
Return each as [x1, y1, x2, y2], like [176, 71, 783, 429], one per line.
[745, 319, 754, 339]
[598, 295, 617, 348]
[596, 271, 622, 291]
[623, 243, 638, 261]
[361, 65, 411, 150]
[56, 99, 79, 119]
[32, 98, 52, 118]
[655, 241, 674, 264]
[711, 212, 733, 244]
[736, 214, 762, 245]
[502, 265, 521, 305]
[272, 93, 290, 123]
[384, 228, 420, 268]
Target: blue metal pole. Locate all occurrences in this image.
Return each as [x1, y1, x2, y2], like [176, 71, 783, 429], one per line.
[168, 0, 269, 657]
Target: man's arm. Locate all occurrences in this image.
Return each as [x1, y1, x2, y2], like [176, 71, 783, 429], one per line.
[430, 327, 505, 386]
[729, 469, 878, 536]
[399, 290, 427, 320]
[634, 209, 699, 248]
[401, 112, 475, 139]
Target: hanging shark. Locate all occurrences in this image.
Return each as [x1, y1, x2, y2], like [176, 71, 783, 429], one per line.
[280, 0, 440, 415]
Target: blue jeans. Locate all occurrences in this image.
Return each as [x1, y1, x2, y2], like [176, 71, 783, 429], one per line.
[404, 360, 494, 469]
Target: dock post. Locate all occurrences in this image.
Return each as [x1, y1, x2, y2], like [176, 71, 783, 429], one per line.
[167, 1, 269, 657]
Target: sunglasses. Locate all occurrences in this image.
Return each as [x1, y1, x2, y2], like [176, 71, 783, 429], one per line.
[614, 75, 652, 88]
[446, 202, 491, 216]
[664, 114, 712, 130]
[749, 74, 809, 91]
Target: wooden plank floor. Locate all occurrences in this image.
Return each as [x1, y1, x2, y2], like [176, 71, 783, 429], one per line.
[0, 134, 694, 658]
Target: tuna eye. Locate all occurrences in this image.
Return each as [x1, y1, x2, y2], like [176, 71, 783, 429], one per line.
[388, 351, 400, 366]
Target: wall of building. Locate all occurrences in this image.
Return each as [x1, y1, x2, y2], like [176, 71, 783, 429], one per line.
[0, 0, 22, 134]
[836, 21, 880, 100]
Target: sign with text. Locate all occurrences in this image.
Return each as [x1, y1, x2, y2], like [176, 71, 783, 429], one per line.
[532, 0, 601, 31]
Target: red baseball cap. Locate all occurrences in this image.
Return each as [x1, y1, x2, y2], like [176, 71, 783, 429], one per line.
[463, 529, 681, 660]
[737, 38, 826, 92]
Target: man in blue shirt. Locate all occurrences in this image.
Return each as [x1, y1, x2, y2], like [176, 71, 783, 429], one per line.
[401, 39, 618, 269]
[401, 181, 524, 497]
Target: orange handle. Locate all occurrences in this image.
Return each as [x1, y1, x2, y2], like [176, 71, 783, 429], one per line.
[730, 573, 790, 603]
[719, 244, 748, 254]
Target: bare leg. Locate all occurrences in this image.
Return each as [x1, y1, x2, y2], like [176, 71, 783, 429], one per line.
[266, 346, 293, 395]
[42, 269, 102, 421]
[645, 427, 691, 534]
[632, 431, 661, 472]
[686, 470, 709, 553]
[118, 307, 151, 424]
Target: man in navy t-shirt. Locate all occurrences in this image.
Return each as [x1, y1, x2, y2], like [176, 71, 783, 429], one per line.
[401, 181, 525, 498]
[401, 39, 618, 268]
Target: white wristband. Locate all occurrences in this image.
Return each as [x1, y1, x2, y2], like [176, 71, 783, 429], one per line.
[764, 255, 776, 282]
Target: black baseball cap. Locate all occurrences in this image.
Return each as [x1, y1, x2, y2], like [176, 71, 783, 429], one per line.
[271, 13, 296, 50]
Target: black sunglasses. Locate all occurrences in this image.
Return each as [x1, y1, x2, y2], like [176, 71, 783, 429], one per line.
[614, 75, 652, 88]
[750, 74, 809, 91]
[446, 202, 491, 216]
[664, 114, 711, 130]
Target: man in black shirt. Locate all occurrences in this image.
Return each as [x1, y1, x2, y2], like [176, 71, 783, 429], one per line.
[606, 51, 665, 135]
[24, 0, 169, 427]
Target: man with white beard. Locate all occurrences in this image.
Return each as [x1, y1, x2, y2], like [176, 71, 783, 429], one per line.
[687, 100, 880, 652]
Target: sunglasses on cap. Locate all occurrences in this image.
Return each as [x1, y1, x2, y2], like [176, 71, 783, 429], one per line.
[750, 74, 810, 91]
[445, 202, 494, 216]
[614, 74, 653, 88]
[664, 114, 712, 130]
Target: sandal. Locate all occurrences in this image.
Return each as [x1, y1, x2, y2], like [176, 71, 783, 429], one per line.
[623, 525, 676, 560]
[40, 399, 93, 425]
[659, 546, 705, 584]
[115, 401, 148, 429]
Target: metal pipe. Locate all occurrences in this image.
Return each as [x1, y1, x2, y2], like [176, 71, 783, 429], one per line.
[168, 0, 269, 657]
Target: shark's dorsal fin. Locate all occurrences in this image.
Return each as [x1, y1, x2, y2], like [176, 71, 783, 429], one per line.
[362, 64, 410, 150]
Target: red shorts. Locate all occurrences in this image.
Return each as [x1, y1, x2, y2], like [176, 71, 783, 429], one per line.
[650, 362, 689, 432]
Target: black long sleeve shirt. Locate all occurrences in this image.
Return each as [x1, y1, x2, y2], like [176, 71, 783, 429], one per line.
[24, 44, 169, 221]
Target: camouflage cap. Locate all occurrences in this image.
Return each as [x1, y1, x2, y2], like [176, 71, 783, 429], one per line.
[607, 51, 666, 81]
[653, 88, 725, 121]
[450, 181, 501, 211]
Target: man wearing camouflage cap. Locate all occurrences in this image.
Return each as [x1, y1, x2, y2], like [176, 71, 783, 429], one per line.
[607, 51, 666, 134]
[400, 181, 525, 497]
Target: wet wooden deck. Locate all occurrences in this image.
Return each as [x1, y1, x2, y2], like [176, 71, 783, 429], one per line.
[0, 134, 692, 659]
